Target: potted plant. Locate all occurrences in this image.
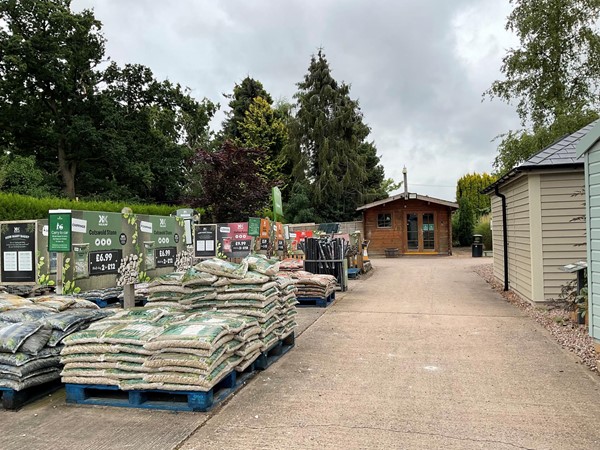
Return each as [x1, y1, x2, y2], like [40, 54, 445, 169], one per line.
[576, 287, 588, 325]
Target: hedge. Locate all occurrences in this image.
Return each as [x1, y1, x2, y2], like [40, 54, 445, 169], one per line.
[0, 192, 197, 221]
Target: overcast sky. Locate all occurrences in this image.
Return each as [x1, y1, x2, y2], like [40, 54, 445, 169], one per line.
[74, 0, 521, 201]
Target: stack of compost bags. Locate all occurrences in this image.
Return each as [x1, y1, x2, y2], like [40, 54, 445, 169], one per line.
[0, 293, 113, 392]
[60, 255, 299, 392]
[185, 256, 297, 350]
[279, 270, 337, 301]
[60, 308, 261, 391]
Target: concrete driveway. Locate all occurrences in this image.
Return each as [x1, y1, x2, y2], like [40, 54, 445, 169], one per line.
[2, 256, 600, 449]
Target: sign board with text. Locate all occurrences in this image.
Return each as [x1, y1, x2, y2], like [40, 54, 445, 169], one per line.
[217, 222, 252, 258]
[48, 210, 71, 252]
[0, 221, 36, 283]
[194, 224, 217, 258]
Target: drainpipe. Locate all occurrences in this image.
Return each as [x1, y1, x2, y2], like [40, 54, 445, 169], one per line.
[494, 186, 509, 291]
[403, 166, 408, 197]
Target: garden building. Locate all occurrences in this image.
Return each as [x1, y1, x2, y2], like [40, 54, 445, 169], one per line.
[357, 192, 457, 256]
[482, 121, 594, 303]
[575, 120, 600, 342]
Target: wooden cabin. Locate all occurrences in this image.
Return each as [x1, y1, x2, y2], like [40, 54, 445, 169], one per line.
[357, 193, 458, 256]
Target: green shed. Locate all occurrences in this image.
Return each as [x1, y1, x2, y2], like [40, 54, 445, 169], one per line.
[576, 120, 600, 343]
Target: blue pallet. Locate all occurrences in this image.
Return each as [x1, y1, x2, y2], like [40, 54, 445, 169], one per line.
[66, 370, 239, 412]
[1, 378, 63, 410]
[347, 268, 360, 279]
[297, 292, 335, 307]
[86, 297, 120, 308]
[255, 332, 295, 370]
[64, 334, 296, 412]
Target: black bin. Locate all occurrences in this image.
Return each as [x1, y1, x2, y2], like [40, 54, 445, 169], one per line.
[472, 234, 483, 257]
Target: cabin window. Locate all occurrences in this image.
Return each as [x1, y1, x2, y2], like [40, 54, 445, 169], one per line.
[377, 213, 392, 228]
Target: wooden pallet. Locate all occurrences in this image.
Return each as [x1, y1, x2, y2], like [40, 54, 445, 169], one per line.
[0, 378, 63, 411]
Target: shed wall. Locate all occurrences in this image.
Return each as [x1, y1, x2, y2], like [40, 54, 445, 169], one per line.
[540, 171, 586, 300]
[491, 176, 533, 301]
[586, 147, 600, 340]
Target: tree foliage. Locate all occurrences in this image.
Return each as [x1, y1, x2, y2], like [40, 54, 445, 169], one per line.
[454, 197, 475, 247]
[239, 96, 289, 186]
[0, 0, 216, 202]
[456, 172, 497, 217]
[286, 50, 388, 222]
[222, 77, 273, 142]
[486, 0, 600, 174]
[183, 141, 272, 223]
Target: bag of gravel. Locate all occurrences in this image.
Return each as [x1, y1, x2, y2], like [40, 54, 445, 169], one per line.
[196, 258, 248, 279]
[243, 254, 280, 276]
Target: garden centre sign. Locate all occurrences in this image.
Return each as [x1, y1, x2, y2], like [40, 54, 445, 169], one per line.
[48, 210, 72, 252]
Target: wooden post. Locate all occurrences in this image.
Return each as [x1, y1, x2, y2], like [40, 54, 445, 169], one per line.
[123, 284, 135, 309]
[56, 252, 63, 295]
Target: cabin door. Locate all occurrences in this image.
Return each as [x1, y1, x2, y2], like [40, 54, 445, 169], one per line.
[406, 212, 436, 252]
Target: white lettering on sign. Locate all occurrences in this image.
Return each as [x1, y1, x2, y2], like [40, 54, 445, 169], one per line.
[159, 218, 166, 228]
[220, 227, 230, 234]
[140, 221, 153, 234]
[72, 218, 87, 234]
[98, 215, 108, 226]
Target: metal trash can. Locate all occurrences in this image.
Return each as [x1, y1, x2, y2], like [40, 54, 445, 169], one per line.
[472, 243, 483, 257]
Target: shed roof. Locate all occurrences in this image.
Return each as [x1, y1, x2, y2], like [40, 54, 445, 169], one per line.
[356, 193, 458, 211]
[576, 120, 600, 157]
[482, 120, 597, 194]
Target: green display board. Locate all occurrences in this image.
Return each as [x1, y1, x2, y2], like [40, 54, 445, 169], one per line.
[48, 210, 71, 252]
[272, 187, 283, 217]
[248, 217, 261, 237]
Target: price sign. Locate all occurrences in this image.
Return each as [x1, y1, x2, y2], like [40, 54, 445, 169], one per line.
[260, 238, 269, 251]
[155, 247, 176, 267]
[89, 250, 122, 276]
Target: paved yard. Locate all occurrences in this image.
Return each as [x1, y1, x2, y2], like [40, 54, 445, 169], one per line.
[2, 256, 600, 449]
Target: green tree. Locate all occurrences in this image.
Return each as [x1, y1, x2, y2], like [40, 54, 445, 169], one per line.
[0, 153, 54, 197]
[287, 50, 387, 222]
[239, 96, 289, 186]
[486, 0, 600, 173]
[0, 0, 215, 202]
[455, 197, 475, 246]
[222, 77, 273, 142]
[456, 172, 497, 217]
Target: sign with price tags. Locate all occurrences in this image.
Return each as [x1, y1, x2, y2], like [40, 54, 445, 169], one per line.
[155, 247, 176, 267]
[89, 250, 122, 276]
[216, 222, 252, 258]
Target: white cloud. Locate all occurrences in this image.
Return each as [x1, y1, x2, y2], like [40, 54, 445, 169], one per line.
[74, 0, 522, 201]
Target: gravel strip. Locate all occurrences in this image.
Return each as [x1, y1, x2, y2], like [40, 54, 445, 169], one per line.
[473, 263, 597, 373]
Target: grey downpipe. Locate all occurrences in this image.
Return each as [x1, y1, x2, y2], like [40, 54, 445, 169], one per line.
[494, 186, 509, 291]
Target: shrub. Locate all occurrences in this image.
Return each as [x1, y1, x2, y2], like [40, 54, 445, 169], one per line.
[474, 215, 492, 250]
[0, 192, 197, 221]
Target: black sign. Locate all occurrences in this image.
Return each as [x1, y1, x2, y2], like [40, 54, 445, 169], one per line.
[155, 247, 177, 267]
[1, 222, 36, 283]
[277, 240, 285, 251]
[174, 233, 179, 244]
[89, 250, 122, 276]
[119, 233, 127, 245]
[260, 238, 269, 251]
[194, 225, 217, 258]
